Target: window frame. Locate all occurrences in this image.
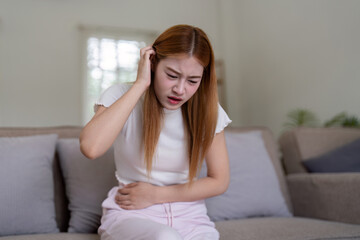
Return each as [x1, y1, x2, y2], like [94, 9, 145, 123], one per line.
[79, 25, 157, 125]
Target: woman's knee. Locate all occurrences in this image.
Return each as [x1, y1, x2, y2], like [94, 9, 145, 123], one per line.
[154, 227, 183, 240]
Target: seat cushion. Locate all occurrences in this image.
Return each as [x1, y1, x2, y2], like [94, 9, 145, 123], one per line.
[0, 233, 99, 240]
[215, 217, 360, 240]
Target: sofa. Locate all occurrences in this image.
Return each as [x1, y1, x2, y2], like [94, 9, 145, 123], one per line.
[0, 126, 359, 240]
[279, 127, 360, 226]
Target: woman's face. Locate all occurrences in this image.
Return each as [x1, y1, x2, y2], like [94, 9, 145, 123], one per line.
[153, 55, 204, 110]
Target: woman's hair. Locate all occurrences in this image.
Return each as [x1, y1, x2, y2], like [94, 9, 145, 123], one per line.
[143, 24, 218, 184]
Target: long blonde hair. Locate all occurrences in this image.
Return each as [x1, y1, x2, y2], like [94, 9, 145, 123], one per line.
[143, 25, 218, 183]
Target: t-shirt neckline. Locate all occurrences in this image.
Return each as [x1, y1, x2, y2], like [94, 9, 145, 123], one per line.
[163, 107, 181, 114]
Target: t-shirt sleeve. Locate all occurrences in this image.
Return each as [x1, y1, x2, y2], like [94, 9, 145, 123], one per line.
[93, 83, 131, 112]
[215, 103, 232, 134]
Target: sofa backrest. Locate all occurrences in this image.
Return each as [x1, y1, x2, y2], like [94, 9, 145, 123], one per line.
[226, 126, 292, 213]
[0, 126, 82, 232]
[279, 127, 360, 174]
[0, 125, 292, 230]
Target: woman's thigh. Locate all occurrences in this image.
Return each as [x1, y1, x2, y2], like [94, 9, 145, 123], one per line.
[169, 201, 219, 240]
[99, 217, 182, 240]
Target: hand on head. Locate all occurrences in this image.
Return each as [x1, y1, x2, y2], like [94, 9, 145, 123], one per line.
[135, 46, 156, 89]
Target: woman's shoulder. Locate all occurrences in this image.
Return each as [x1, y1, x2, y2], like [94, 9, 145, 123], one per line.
[105, 82, 132, 94]
[215, 103, 232, 134]
[94, 82, 133, 109]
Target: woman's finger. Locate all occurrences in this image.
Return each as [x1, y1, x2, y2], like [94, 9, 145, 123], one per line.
[125, 182, 138, 188]
[120, 204, 135, 210]
[117, 194, 130, 201]
[118, 187, 130, 194]
[135, 46, 155, 88]
[141, 50, 155, 63]
[140, 46, 154, 56]
[115, 194, 131, 204]
[119, 200, 132, 206]
[115, 193, 125, 202]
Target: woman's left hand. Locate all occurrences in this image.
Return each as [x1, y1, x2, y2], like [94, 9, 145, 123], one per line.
[115, 182, 158, 210]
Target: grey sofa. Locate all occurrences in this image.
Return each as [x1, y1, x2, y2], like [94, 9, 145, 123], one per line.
[279, 127, 360, 226]
[0, 126, 360, 240]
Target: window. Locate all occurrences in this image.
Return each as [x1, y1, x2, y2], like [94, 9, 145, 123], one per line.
[80, 26, 156, 125]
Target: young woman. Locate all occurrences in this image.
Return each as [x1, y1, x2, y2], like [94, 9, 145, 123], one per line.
[80, 24, 231, 240]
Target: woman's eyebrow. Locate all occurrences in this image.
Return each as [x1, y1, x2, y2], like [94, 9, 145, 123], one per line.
[165, 67, 202, 79]
[166, 67, 181, 75]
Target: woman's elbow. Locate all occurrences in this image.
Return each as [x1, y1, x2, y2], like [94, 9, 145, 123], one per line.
[211, 175, 230, 196]
[79, 139, 99, 160]
[219, 176, 230, 195]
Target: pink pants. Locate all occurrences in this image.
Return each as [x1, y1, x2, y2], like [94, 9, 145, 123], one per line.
[98, 186, 219, 240]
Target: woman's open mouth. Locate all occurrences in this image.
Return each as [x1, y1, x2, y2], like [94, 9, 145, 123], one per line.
[168, 96, 182, 105]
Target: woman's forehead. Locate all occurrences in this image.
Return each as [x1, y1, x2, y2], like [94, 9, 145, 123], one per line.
[159, 55, 204, 74]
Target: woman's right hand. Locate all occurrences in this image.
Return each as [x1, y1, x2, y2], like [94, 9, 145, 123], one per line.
[135, 46, 156, 89]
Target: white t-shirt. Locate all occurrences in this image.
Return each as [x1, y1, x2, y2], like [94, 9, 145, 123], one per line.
[95, 83, 232, 186]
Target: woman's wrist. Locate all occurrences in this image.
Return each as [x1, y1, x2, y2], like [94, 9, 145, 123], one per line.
[153, 185, 164, 204]
[152, 184, 187, 204]
[151, 176, 228, 205]
[132, 80, 149, 94]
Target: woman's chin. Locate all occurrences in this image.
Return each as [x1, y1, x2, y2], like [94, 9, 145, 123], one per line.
[163, 105, 181, 111]
[162, 101, 183, 111]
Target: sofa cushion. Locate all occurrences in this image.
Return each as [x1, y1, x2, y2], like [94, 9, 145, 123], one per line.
[200, 130, 291, 221]
[0, 126, 84, 232]
[0, 233, 100, 240]
[215, 217, 360, 240]
[303, 138, 360, 173]
[0, 134, 59, 236]
[279, 127, 360, 174]
[287, 173, 360, 225]
[57, 139, 117, 233]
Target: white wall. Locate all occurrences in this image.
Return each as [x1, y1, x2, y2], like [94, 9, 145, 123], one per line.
[0, 0, 221, 127]
[0, 17, 3, 125]
[222, 0, 360, 137]
[1, 0, 360, 138]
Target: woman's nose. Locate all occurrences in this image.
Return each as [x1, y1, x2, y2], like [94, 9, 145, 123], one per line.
[173, 81, 185, 95]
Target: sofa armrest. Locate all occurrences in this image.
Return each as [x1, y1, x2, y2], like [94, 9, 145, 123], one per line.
[286, 173, 360, 225]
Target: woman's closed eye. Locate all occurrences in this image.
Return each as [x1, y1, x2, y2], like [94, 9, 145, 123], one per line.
[188, 80, 198, 84]
[166, 73, 178, 79]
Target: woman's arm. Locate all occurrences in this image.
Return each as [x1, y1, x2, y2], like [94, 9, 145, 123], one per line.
[80, 46, 154, 160]
[116, 130, 230, 209]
